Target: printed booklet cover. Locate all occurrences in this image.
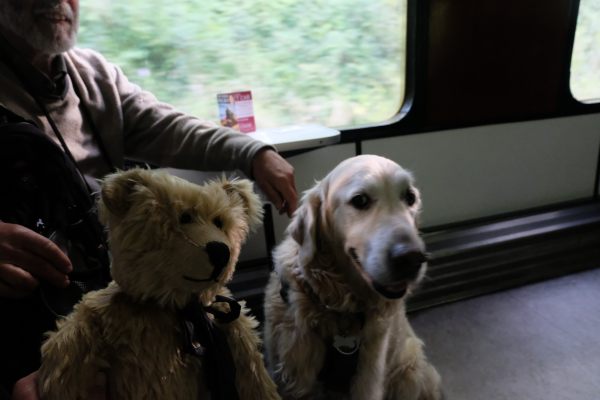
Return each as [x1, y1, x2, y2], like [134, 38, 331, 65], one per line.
[217, 90, 256, 133]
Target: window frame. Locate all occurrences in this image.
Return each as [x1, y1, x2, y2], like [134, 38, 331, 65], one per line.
[338, 0, 600, 145]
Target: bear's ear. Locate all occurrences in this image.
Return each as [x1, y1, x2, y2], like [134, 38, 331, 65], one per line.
[222, 179, 264, 230]
[99, 168, 151, 220]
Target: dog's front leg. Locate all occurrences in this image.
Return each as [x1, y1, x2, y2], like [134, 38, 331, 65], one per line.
[347, 317, 391, 400]
[273, 327, 326, 399]
[385, 337, 442, 400]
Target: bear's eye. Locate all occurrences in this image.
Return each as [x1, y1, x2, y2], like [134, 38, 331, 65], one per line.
[179, 212, 193, 224]
[350, 193, 371, 210]
[213, 217, 224, 229]
[405, 188, 417, 207]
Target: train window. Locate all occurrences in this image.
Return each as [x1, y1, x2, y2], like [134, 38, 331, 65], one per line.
[570, 0, 600, 103]
[78, 1, 407, 130]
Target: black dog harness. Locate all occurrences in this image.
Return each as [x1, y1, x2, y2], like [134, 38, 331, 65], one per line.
[179, 295, 242, 400]
[280, 278, 365, 394]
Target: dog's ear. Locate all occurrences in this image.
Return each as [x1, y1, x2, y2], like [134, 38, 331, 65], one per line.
[288, 185, 322, 267]
[412, 186, 423, 227]
[222, 178, 264, 231]
[98, 168, 152, 222]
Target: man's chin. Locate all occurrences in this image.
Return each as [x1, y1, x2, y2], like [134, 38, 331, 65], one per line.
[48, 36, 77, 54]
[28, 30, 77, 55]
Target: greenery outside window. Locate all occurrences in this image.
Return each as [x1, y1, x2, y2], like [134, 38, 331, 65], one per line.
[78, 0, 407, 130]
[570, 0, 600, 104]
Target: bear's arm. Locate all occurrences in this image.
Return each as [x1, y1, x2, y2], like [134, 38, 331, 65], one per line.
[38, 300, 109, 400]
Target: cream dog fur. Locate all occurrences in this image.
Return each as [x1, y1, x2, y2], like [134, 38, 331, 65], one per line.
[264, 155, 442, 400]
[38, 168, 280, 400]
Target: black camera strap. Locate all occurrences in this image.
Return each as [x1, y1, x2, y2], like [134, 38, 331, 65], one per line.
[32, 79, 116, 183]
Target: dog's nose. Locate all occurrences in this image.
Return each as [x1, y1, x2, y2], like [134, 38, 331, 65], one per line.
[206, 241, 230, 272]
[388, 244, 427, 280]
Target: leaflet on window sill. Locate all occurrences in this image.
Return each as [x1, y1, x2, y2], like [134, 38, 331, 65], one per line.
[217, 90, 256, 133]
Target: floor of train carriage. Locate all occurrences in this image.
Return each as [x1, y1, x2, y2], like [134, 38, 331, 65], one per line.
[409, 267, 600, 400]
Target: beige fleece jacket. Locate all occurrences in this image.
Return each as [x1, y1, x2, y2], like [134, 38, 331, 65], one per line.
[0, 47, 270, 179]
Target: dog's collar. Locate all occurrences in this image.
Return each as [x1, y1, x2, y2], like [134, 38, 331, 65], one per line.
[280, 272, 365, 315]
[279, 274, 366, 339]
[285, 263, 369, 313]
[278, 268, 367, 336]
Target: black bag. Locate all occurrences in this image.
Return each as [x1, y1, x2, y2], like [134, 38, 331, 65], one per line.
[0, 106, 111, 392]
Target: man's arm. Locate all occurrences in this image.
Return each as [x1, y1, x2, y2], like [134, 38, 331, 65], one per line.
[67, 48, 299, 215]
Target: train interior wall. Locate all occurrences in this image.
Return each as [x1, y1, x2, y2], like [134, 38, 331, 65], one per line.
[168, 112, 600, 261]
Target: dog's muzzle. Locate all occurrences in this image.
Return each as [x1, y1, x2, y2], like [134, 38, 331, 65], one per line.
[372, 244, 427, 299]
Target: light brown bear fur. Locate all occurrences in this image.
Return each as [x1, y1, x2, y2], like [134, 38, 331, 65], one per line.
[38, 168, 280, 400]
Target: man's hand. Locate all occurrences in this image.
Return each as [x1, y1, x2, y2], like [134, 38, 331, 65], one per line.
[0, 222, 72, 298]
[12, 370, 108, 400]
[251, 148, 298, 217]
[11, 371, 39, 400]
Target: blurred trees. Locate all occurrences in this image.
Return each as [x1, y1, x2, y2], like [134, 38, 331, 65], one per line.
[78, 1, 600, 127]
[78, 0, 406, 128]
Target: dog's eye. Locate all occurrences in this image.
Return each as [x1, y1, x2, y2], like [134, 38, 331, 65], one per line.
[213, 217, 224, 229]
[350, 194, 371, 210]
[405, 188, 417, 207]
[179, 212, 193, 224]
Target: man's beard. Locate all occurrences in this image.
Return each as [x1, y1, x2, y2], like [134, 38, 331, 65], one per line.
[0, 1, 78, 55]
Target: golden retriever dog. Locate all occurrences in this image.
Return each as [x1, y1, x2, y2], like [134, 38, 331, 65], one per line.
[264, 155, 442, 400]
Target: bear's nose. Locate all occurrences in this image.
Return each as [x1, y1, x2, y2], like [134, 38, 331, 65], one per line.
[206, 241, 230, 272]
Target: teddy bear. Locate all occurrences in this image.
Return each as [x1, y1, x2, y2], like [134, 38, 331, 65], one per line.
[37, 168, 280, 400]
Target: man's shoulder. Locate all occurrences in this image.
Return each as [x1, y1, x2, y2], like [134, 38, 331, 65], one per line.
[66, 47, 109, 65]
[65, 47, 117, 72]
[64, 47, 119, 81]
